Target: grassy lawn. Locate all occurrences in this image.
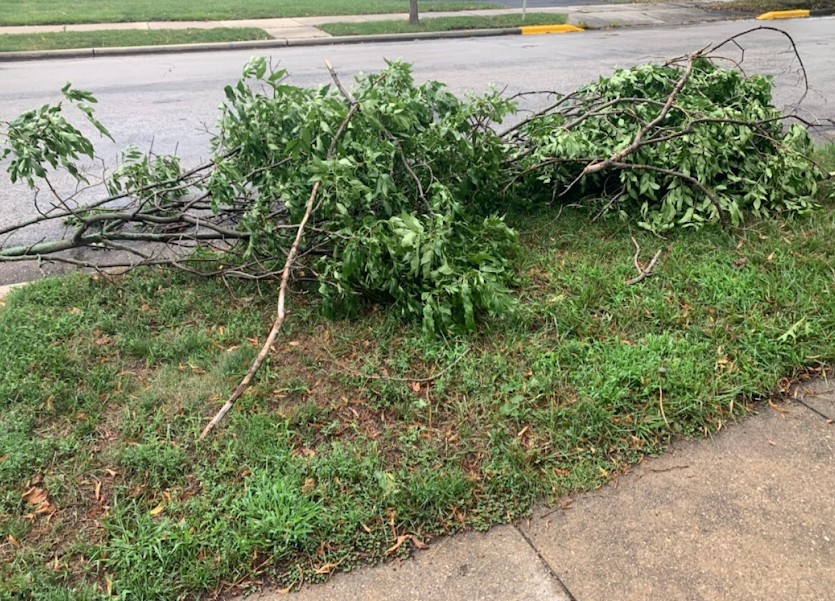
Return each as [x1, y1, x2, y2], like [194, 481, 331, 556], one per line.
[1, 140, 834, 599]
[0, 0, 495, 27]
[705, 0, 835, 11]
[0, 28, 272, 52]
[319, 13, 567, 36]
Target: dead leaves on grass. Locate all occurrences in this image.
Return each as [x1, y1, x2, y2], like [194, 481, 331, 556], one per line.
[386, 533, 427, 555]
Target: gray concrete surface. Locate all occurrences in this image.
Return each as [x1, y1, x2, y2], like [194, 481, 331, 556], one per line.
[521, 392, 835, 601]
[792, 376, 835, 422]
[248, 525, 572, 601]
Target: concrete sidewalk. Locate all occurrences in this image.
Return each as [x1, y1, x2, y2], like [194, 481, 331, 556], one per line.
[0, 2, 736, 44]
[240, 379, 835, 601]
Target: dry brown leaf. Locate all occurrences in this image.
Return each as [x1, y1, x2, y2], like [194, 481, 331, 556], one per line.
[22, 487, 47, 505]
[767, 252, 775, 261]
[386, 535, 408, 554]
[386, 534, 427, 554]
[768, 399, 790, 414]
[732, 257, 748, 269]
[94, 480, 103, 503]
[149, 497, 167, 516]
[288, 340, 300, 347]
[313, 562, 340, 575]
[410, 381, 421, 393]
[8, 534, 21, 548]
[301, 478, 315, 494]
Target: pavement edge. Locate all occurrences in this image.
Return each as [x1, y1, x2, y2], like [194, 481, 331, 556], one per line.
[0, 25, 583, 62]
[758, 7, 835, 19]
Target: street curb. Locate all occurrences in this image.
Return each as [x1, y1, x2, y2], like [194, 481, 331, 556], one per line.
[0, 283, 24, 303]
[757, 8, 835, 19]
[520, 23, 583, 34]
[0, 25, 582, 62]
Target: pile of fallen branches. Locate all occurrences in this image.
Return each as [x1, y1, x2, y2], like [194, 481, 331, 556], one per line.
[1, 28, 832, 434]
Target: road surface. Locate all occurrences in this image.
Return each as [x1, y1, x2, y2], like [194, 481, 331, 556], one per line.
[1, 17, 834, 284]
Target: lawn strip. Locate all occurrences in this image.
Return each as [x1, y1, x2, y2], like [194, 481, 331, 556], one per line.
[704, 0, 835, 12]
[319, 13, 566, 36]
[0, 28, 272, 52]
[0, 0, 494, 27]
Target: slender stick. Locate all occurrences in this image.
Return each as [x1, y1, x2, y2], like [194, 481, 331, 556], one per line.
[626, 237, 663, 286]
[199, 69, 379, 439]
[199, 181, 320, 439]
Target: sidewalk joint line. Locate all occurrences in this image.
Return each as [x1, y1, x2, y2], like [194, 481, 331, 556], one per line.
[514, 523, 579, 601]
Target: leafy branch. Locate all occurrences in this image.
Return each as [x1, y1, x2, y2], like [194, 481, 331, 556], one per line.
[1, 28, 833, 436]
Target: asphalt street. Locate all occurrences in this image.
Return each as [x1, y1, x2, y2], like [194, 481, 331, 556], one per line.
[1, 17, 833, 284]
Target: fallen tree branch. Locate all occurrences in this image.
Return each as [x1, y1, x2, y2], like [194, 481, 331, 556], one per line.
[199, 69, 375, 439]
[199, 180, 320, 439]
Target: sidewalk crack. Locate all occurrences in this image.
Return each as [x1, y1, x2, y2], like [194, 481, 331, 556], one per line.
[794, 397, 834, 422]
[514, 523, 578, 601]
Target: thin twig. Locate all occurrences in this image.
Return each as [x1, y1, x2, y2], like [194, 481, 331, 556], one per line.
[325, 59, 355, 104]
[199, 180, 320, 440]
[626, 237, 663, 286]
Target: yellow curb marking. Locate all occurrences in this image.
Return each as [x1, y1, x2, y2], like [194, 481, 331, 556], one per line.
[757, 9, 810, 19]
[520, 24, 584, 34]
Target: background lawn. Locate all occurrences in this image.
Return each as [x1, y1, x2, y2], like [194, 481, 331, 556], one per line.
[319, 13, 567, 36]
[0, 28, 272, 52]
[0, 0, 495, 27]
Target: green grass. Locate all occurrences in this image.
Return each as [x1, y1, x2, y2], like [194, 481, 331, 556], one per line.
[704, 0, 835, 12]
[1, 145, 834, 599]
[0, 0, 495, 27]
[0, 28, 272, 52]
[319, 13, 567, 36]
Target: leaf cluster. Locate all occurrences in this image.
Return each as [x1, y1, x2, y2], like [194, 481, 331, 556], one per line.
[210, 59, 519, 332]
[514, 59, 826, 230]
[1, 83, 112, 187]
